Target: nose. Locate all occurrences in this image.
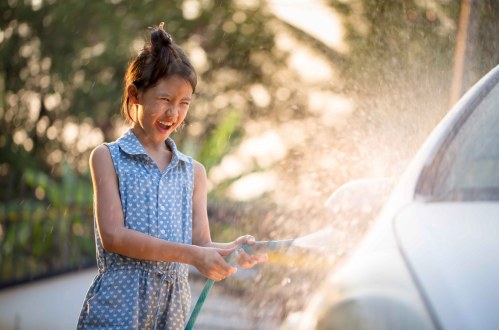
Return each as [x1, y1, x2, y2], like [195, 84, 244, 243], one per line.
[165, 104, 178, 116]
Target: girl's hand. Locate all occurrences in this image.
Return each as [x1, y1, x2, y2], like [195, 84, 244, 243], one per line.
[233, 235, 268, 269]
[193, 246, 237, 282]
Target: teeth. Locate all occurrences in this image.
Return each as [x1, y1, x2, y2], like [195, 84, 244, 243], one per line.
[158, 120, 174, 127]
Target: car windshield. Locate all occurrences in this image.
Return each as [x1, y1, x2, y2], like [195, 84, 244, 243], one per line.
[431, 81, 499, 201]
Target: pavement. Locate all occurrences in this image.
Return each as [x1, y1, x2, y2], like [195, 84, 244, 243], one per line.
[0, 268, 279, 330]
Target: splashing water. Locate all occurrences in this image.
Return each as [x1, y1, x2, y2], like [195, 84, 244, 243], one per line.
[243, 227, 345, 256]
[291, 227, 345, 253]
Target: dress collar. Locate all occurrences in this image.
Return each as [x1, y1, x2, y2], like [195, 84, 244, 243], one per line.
[117, 129, 190, 163]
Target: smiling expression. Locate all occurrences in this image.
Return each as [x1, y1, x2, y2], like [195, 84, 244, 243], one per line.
[130, 75, 193, 146]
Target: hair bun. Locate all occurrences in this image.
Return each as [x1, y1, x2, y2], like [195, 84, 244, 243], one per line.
[150, 22, 173, 54]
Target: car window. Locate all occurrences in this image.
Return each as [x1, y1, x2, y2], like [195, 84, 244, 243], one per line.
[431, 82, 499, 201]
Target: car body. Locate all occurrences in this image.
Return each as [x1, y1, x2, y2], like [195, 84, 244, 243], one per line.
[284, 65, 499, 330]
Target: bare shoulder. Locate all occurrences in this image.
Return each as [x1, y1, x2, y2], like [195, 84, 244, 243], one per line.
[193, 160, 207, 188]
[89, 144, 114, 176]
[193, 160, 206, 176]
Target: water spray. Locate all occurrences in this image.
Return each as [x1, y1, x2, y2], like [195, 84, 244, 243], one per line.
[242, 239, 295, 254]
[185, 228, 343, 329]
[185, 239, 295, 330]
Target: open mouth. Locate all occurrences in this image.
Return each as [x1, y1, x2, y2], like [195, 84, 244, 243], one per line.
[157, 120, 175, 131]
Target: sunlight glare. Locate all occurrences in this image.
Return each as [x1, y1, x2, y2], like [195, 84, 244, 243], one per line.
[289, 48, 335, 83]
[209, 155, 252, 185]
[44, 93, 61, 111]
[27, 92, 41, 122]
[62, 122, 79, 146]
[227, 171, 278, 201]
[186, 39, 209, 73]
[308, 91, 354, 128]
[30, 0, 42, 11]
[268, 0, 347, 53]
[250, 84, 271, 108]
[239, 130, 287, 167]
[13, 129, 27, 146]
[182, 0, 202, 20]
[208, 129, 287, 189]
[80, 42, 106, 60]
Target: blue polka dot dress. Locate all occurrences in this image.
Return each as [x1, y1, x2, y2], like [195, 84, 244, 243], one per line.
[77, 129, 194, 329]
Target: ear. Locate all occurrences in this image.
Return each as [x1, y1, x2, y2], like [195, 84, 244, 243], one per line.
[127, 84, 140, 105]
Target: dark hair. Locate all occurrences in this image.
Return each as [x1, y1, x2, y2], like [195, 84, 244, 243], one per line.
[121, 23, 197, 123]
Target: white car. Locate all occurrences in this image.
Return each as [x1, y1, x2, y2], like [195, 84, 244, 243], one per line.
[287, 65, 499, 330]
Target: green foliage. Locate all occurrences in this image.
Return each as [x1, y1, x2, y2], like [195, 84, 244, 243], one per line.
[0, 166, 94, 285]
[0, 0, 280, 177]
[1, 0, 498, 290]
[197, 109, 241, 171]
[23, 164, 92, 207]
[0, 0, 281, 284]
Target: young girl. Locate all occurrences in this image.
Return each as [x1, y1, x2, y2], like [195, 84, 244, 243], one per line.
[77, 22, 266, 329]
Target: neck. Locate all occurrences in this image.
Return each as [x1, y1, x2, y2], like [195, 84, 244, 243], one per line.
[131, 126, 170, 152]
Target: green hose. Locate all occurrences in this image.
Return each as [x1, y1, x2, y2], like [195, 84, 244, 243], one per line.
[184, 240, 294, 330]
[184, 249, 238, 330]
[184, 278, 215, 330]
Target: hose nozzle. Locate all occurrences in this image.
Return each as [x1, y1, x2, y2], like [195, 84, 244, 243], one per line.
[241, 239, 295, 255]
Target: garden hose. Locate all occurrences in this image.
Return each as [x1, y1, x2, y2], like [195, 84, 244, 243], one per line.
[184, 240, 294, 330]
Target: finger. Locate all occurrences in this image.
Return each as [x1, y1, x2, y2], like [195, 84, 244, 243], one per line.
[226, 265, 237, 275]
[240, 235, 255, 245]
[210, 270, 225, 282]
[235, 235, 255, 246]
[217, 256, 237, 274]
[245, 235, 256, 245]
[215, 268, 235, 281]
[255, 253, 268, 262]
[218, 247, 237, 257]
[238, 252, 268, 268]
[238, 248, 266, 261]
[239, 260, 256, 269]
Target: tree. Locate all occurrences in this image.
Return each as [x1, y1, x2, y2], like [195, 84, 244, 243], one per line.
[0, 0, 284, 178]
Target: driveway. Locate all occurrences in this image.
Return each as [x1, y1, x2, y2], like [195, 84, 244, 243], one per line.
[0, 268, 278, 330]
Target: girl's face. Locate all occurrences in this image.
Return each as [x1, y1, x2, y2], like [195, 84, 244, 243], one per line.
[130, 75, 193, 145]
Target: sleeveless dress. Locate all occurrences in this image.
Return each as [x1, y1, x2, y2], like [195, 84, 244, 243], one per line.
[77, 129, 194, 330]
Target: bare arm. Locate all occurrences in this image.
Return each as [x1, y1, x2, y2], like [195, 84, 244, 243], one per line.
[191, 160, 268, 268]
[92, 146, 237, 281]
[191, 161, 246, 249]
[191, 160, 212, 247]
[91, 145, 200, 265]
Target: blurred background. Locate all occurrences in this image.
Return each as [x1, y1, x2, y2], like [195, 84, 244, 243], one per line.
[0, 0, 498, 327]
